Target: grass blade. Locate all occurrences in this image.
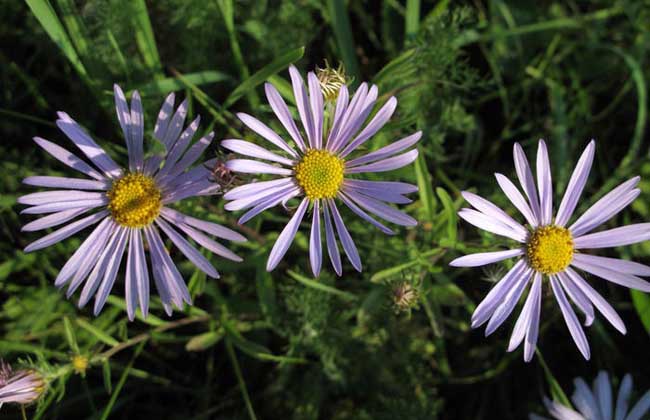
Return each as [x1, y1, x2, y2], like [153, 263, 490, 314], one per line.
[326, 0, 361, 83]
[287, 270, 357, 301]
[130, 0, 163, 78]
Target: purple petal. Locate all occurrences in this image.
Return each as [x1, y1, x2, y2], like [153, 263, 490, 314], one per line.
[328, 199, 362, 272]
[574, 223, 650, 249]
[264, 83, 306, 152]
[523, 273, 542, 362]
[64, 221, 116, 295]
[157, 116, 201, 179]
[572, 378, 601, 420]
[221, 139, 295, 166]
[266, 198, 308, 271]
[156, 218, 219, 278]
[565, 266, 626, 334]
[23, 176, 108, 190]
[224, 177, 295, 201]
[165, 132, 215, 178]
[78, 226, 125, 307]
[495, 173, 538, 227]
[571, 254, 650, 292]
[130, 90, 145, 171]
[160, 207, 246, 242]
[332, 99, 376, 154]
[125, 229, 139, 320]
[513, 142, 541, 223]
[133, 228, 150, 318]
[570, 188, 640, 238]
[544, 396, 584, 420]
[173, 222, 243, 262]
[323, 201, 342, 276]
[328, 83, 369, 152]
[161, 99, 189, 149]
[56, 112, 122, 178]
[113, 85, 133, 168]
[145, 225, 191, 309]
[343, 179, 418, 194]
[485, 269, 533, 336]
[21, 197, 108, 215]
[154, 93, 176, 142]
[615, 375, 633, 420]
[555, 140, 595, 226]
[289, 66, 315, 148]
[24, 210, 108, 252]
[595, 371, 613, 420]
[344, 189, 416, 226]
[22, 208, 90, 232]
[325, 85, 349, 150]
[550, 276, 590, 359]
[450, 249, 523, 267]
[226, 159, 292, 176]
[557, 271, 595, 326]
[570, 254, 650, 277]
[34, 137, 104, 180]
[346, 132, 422, 168]
[461, 191, 528, 237]
[569, 176, 640, 236]
[225, 182, 297, 212]
[343, 182, 411, 204]
[507, 272, 538, 352]
[627, 390, 650, 420]
[345, 149, 419, 174]
[237, 112, 298, 157]
[458, 208, 527, 242]
[93, 226, 129, 315]
[309, 200, 322, 277]
[307, 72, 324, 149]
[18, 190, 104, 206]
[536, 140, 553, 225]
[238, 187, 300, 224]
[337, 191, 394, 235]
[340, 97, 397, 158]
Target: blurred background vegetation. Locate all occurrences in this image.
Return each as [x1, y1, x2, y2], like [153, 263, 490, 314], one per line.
[2, 0, 650, 418]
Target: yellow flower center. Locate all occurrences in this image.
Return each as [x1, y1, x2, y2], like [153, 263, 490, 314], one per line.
[107, 173, 161, 228]
[316, 62, 348, 101]
[526, 225, 574, 275]
[294, 149, 345, 200]
[71, 355, 89, 375]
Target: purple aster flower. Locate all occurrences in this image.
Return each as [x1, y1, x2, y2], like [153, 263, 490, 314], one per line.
[0, 361, 44, 409]
[221, 65, 420, 276]
[531, 371, 650, 420]
[19, 85, 246, 320]
[450, 140, 650, 361]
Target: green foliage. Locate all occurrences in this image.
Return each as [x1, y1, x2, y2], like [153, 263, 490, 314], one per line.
[2, 0, 650, 419]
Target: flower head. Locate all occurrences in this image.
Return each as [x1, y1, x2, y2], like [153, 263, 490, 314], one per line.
[19, 85, 246, 320]
[450, 140, 650, 361]
[0, 361, 44, 408]
[531, 371, 650, 420]
[222, 65, 421, 276]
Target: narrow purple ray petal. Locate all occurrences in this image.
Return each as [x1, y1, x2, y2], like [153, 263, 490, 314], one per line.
[337, 191, 394, 235]
[343, 182, 411, 204]
[328, 199, 362, 272]
[267, 198, 308, 271]
[289, 66, 315, 148]
[450, 249, 523, 267]
[239, 187, 300, 224]
[93, 226, 129, 315]
[309, 200, 322, 277]
[507, 272, 537, 352]
[56, 112, 122, 178]
[153, 93, 175, 142]
[343, 180, 418, 195]
[570, 188, 640, 237]
[133, 228, 150, 318]
[146, 225, 192, 307]
[458, 208, 527, 242]
[615, 374, 633, 420]
[471, 260, 527, 328]
[340, 97, 397, 158]
[165, 132, 215, 179]
[572, 378, 601, 420]
[323, 201, 342, 276]
[162, 181, 219, 204]
[224, 178, 295, 201]
[221, 139, 295, 166]
[346, 132, 422, 168]
[307, 72, 323, 149]
[23, 176, 109, 190]
[237, 112, 298, 158]
[550, 276, 591, 359]
[332, 100, 376, 154]
[130, 90, 144, 171]
[557, 271, 595, 326]
[125, 228, 138, 321]
[595, 371, 613, 420]
[571, 254, 650, 292]
[325, 85, 349, 150]
[160, 207, 246, 242]
[54, 218, 112, 287]
[566, 266, 626, 334]
[461, 191, 528, 237]
[569, 176, 640, 236]
[173, 222, 242, 262]
[34, 137, 104, 180]
[544, 396, 584, 420]
[22, 208, 90, 232]
[495, 173, 539, 227]
[328, 83, 368, 151]
[161, 99, 189, 149]
[513, 143, 541, 223]
[555, 140, 595, 226]
[523, 273, 542, 362]
[485, 269, 533, 336]
[626, 390, 650, 420]
[18, 190, 105, 206]
[264, 83, 306, 152]
[536, 140, 553, 225]
[156, 116, 201, 179]
[144, 227, 173, 312]
[226, 159, 292, 176]
[144, 154, 164, 177]
[78, 226, 125, 307]
[345, 149, 418, 174]
[574, 223, 650, 249]
[225, 182, 297, 212]
[344, 189, 417, 226]
[21, 197, 107, 215]
[571, 254, 650, 277]
[24, 210, 108, 252]
[113, 84, 132, 161]
[156, 218, 219, 278]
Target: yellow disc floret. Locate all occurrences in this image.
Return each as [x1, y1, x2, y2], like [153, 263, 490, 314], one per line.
[294, 149, 345, 200]
[107, 173, 161, 228]
[526, 225, 574, 275]
[71, 355, 89, 375]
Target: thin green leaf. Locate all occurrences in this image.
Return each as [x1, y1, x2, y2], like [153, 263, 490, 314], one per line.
[100, 341, 146, 420]
[225, 338, 258, 420]
[224, 46, 305, 108]
[326, 0, 361, 83]
[223, 320, 307, 364]
[130, 0, 163, 78]
[632, 289, 650, 335]
[128, 71, 231, 96]
[436, 187, 457, 241]
[414, 150, 437, 223]
[63, 316, 79, 353]
[185, 330, 225, 352]
[102, 359, 112, 394]
[76, 318, 119, 347]
[287, 270, 357, 301]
